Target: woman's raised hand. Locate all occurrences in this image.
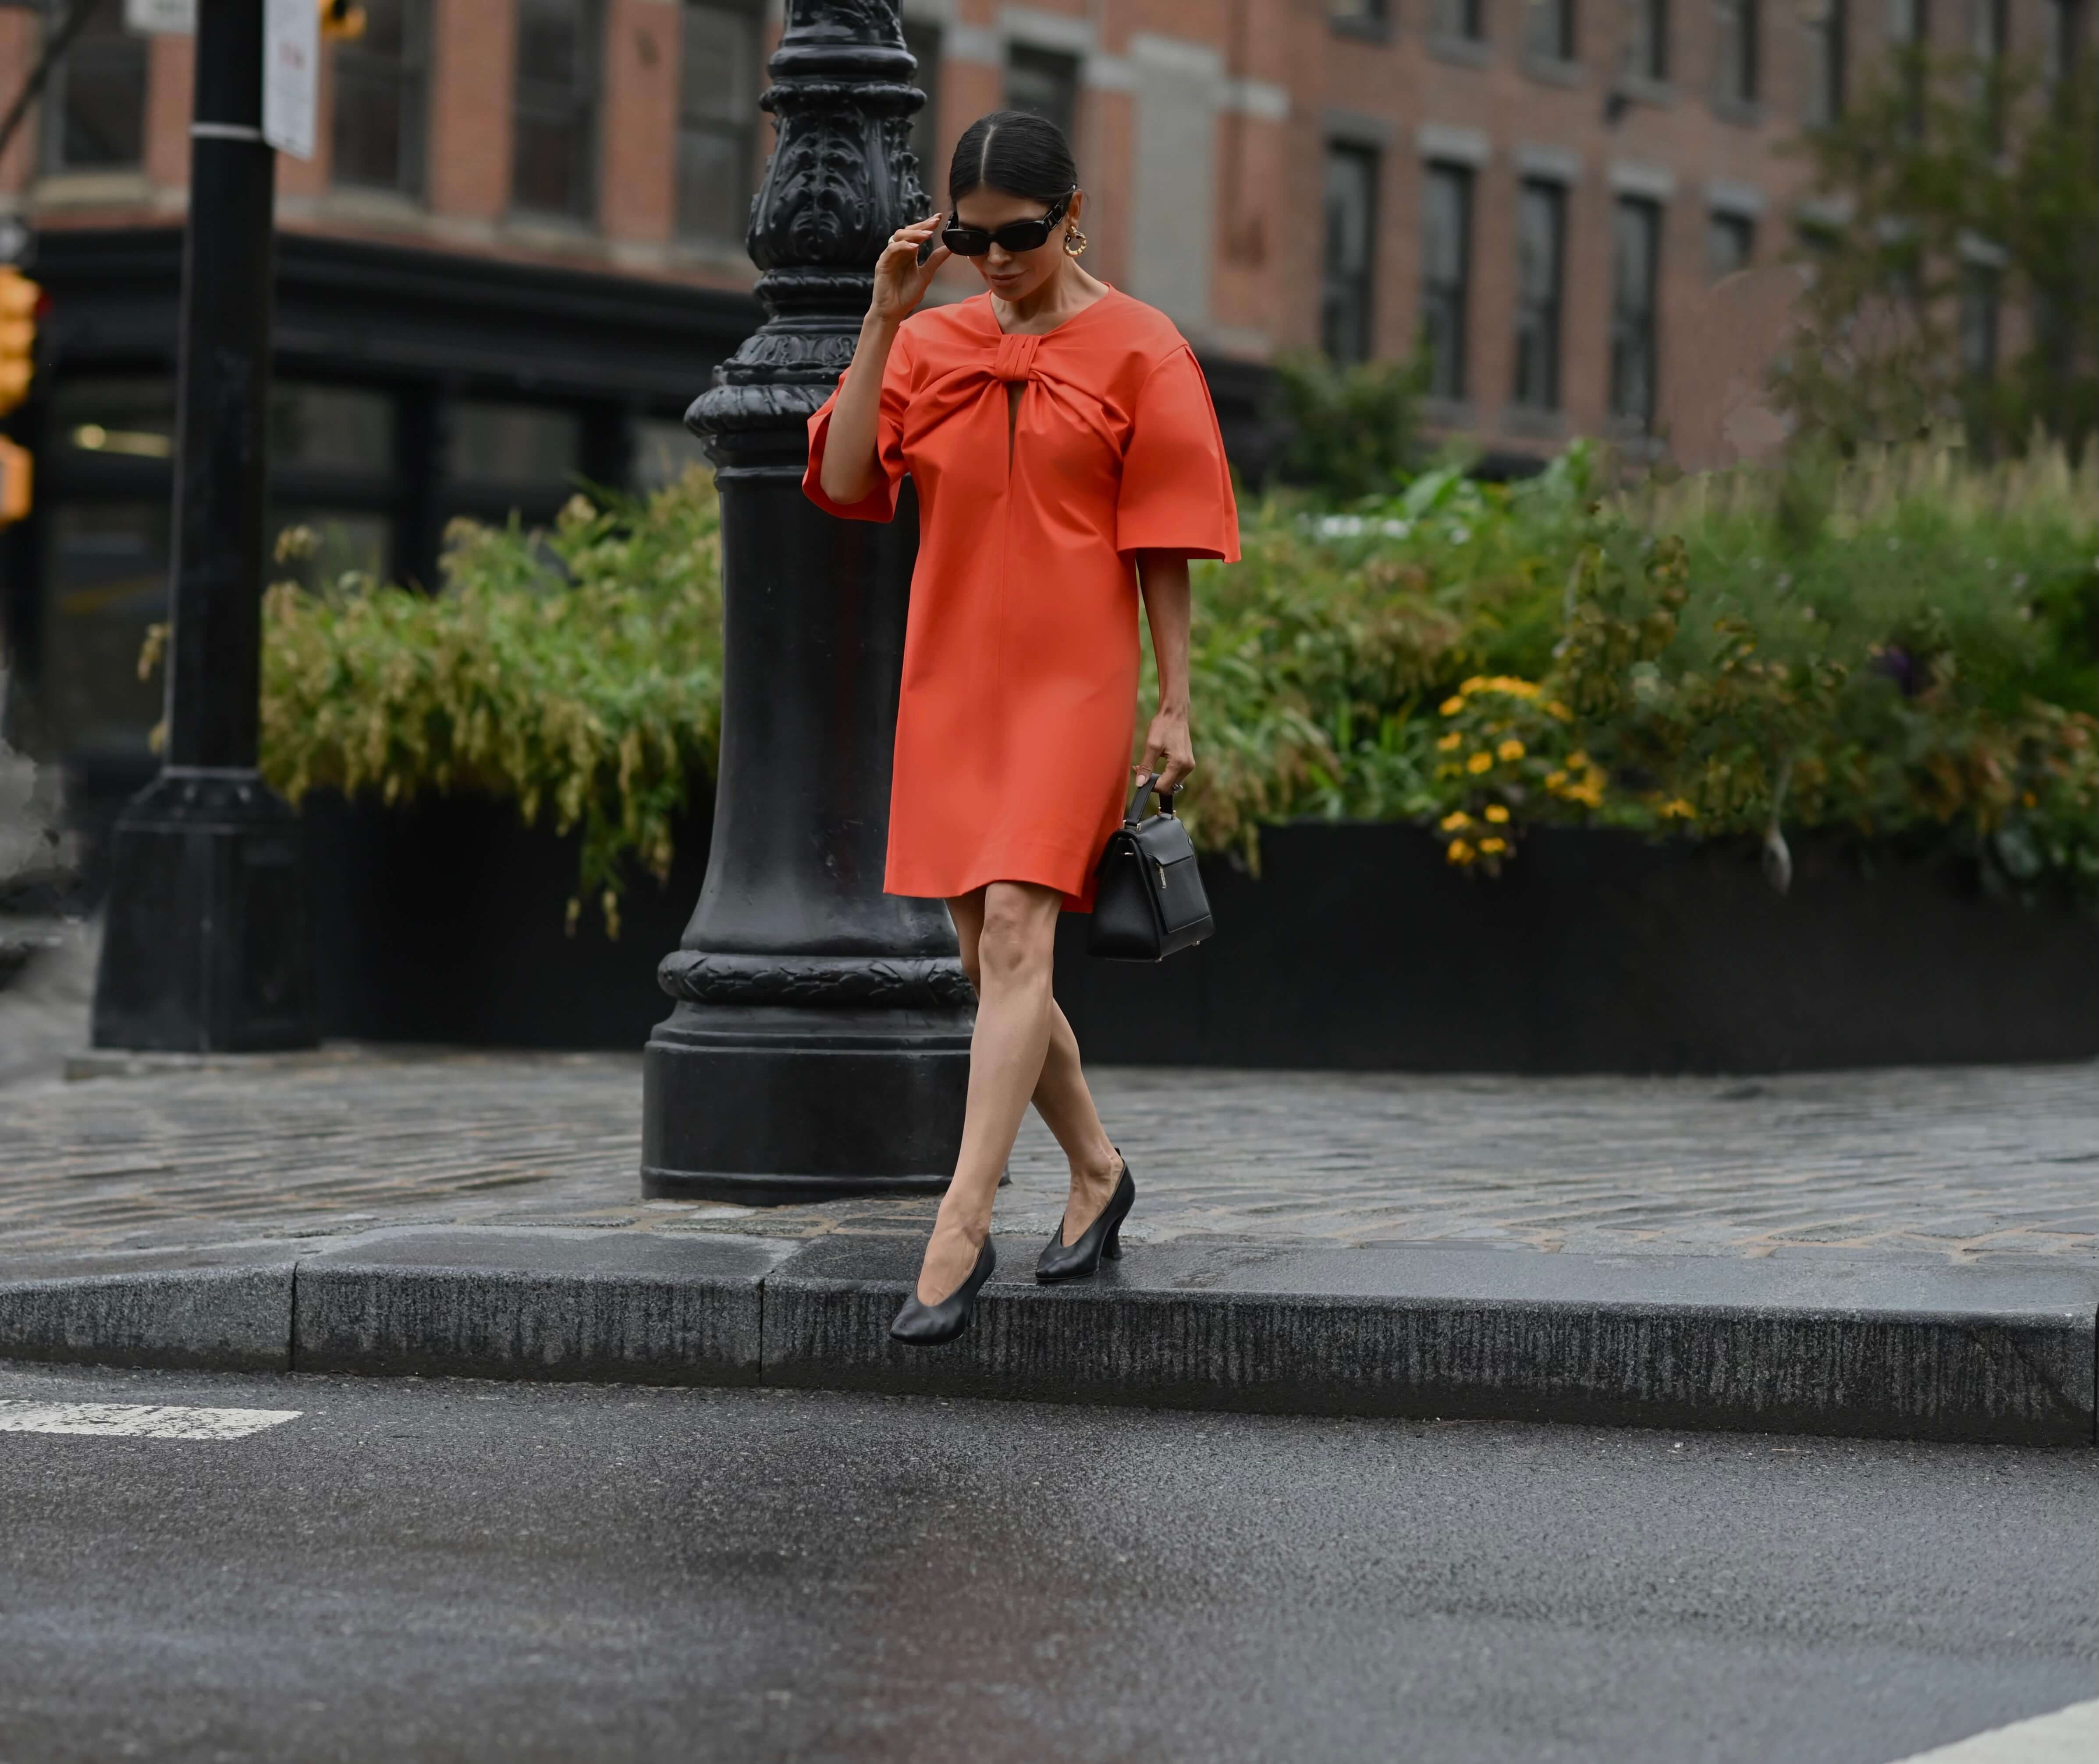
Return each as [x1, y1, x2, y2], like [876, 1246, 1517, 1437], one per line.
[871, 214, 950, 326]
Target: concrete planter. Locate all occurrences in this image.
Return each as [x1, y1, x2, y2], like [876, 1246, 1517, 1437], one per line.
[306, 798, 2099, 1072]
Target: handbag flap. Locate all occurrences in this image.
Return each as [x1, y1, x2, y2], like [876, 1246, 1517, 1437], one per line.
[1129, 813, 1197, 868]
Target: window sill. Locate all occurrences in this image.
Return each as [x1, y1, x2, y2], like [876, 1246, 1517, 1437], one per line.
[1328, 14, 1393, 43]
[29, 171, 156, 210]
[1709, 94, 1764, 127]
[665, 237, 760, 275]
[315, 185, 430, 225]
[1520, 55, 1585, 87]
[1618, 74, 1674, 107]
[1500, 403, 1567, 440]
[1421, 395, 1478, 429]
[501, 213, 604, 254]
[1427, 34, 1492, 66]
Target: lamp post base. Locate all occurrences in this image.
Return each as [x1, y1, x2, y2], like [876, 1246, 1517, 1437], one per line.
[641, 1000, 973, 1204]
[89, 768, 318, 1053]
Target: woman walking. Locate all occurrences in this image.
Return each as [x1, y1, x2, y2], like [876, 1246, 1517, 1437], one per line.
[804, 110, 1239, 1345]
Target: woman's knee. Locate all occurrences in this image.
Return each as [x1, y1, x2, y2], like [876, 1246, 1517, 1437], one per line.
[976, 885, 1056, 985]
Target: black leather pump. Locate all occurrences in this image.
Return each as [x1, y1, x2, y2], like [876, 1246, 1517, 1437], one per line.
[1035, 1154, 1134, 1283]
[889, 1236, 997, 1347]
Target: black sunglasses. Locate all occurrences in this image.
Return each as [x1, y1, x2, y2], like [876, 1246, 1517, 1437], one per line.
[939, 191, 1076, 257]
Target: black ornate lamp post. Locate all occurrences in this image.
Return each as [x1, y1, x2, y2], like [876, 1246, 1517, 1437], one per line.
[640, 0, 971, 1203]
[90, 0, 317, 1053]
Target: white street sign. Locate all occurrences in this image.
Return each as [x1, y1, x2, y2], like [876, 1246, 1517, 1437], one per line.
[262, 0, 320, 160]
[123, 0, 196, 33]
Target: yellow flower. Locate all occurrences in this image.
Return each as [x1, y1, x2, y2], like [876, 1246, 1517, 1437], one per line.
[1659, 797, 1698, 820]
[1484, 804, 1509, 823]
[1440, 696, 1465, 716]
[1466, 751, 1494, 775]
[1547, 700, 1573, 721]
[1479, 837, 1508, 855]
[1437, 731, 1463, 751]
[1567, 751, 1591, 770]
[1460, 676, 1486, 694]
[1440, 810, 1471, 832]
[1446, 839, 1477, 865]
[1497, 739, 1525, 762]
[1545, 770, 1569, 791]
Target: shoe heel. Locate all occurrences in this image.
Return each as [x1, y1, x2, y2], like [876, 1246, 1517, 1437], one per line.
[1101, 1220, 1123, 1260]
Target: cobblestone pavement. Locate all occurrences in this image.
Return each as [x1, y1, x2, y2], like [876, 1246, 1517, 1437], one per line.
[1, 1040, 2092, 1265]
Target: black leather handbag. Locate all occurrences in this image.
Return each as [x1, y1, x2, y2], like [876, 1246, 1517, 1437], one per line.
[1087, 772, 1215, 961]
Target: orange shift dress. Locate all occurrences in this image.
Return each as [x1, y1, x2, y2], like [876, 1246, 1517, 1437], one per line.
[803, 287, 1240, 911]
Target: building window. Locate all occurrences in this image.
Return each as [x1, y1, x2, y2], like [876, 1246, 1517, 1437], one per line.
[1886, 0, 1927, 39]
[1332, 0, 1391, 31]
[1431, 0, 1485, 39]
[1968, 0, 2006, 137]
[1805, 0, 1847, 122]
[1526, 0, 1577, 60]
[1708, 210, 1754, 277]
[1609, 197, 1661, 428]
[1321, 144, 1378, 365]
[1631, 0, 1669, 78]
[678, 0, 761, 245]
[1716, 0, 1759, 100]
[902, 19, 943, 198]
[45, 0, 148, 171]
[513, 0, 601, 220]
[451, 401, 583, 486]
[1421, 164, 1472, 399]
[2046, 0, 2084, 83]
[1959, 262, 1999, 381]
[1512, 179, 1565, 409]
[332, 0, 429, 195]
[1005, 44, 1079, 140]
[632, 416, 710, 492]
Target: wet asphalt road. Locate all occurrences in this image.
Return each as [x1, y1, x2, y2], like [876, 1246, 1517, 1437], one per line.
[0, 1363, 2090, 1764]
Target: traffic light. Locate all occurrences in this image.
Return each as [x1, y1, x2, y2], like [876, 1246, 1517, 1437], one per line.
[0, 437, 29, 527]
[320, 0, 367, 40]
[0, 267, 39, 418]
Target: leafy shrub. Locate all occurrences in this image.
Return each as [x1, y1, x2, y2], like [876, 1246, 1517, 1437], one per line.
[181, 442, 2098, 925]
[257, 474, 724, 933]
[1266, 351, 1431, 502]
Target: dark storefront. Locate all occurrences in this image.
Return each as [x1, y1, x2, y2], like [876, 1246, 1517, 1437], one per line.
[1, 227, 760, 841]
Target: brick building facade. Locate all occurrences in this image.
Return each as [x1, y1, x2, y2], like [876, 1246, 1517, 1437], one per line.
[0, 0, 2088, 786]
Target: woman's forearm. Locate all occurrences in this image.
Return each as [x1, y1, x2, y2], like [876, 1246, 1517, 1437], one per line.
[1138, 553, 1193, 712]
[818, 312, 901, 505]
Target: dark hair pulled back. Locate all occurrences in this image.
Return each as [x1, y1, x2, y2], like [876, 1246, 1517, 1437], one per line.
[947, 110, 1079, 206]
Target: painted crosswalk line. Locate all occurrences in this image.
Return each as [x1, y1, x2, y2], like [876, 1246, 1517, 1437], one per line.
[1886, 1699, 2099, 1764]
[0, 1401, 301, 1440]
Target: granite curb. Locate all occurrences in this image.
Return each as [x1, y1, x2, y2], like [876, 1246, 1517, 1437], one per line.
[2, 1228, 2092, 1445]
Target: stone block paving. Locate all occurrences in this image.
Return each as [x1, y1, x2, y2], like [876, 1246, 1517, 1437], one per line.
[0, 1044, 2093, 1266]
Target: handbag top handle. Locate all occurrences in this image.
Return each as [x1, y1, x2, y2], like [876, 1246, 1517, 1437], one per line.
[1124, 771, 1179, 826]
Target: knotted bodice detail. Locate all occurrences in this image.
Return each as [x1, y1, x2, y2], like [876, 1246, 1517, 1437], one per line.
[991, 332, 1042, 384]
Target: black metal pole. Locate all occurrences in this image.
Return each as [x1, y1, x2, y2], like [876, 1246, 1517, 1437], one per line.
[639, 0, 971, 1202]
[89, 0, 317, 1052]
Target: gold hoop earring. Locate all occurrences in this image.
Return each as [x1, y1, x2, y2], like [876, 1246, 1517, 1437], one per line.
[1062, 226, 1089, 258]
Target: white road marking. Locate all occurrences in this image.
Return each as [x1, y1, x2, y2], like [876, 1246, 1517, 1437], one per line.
[0, 1401, 301, 1440]
[1886, 1699, 2099, 1764]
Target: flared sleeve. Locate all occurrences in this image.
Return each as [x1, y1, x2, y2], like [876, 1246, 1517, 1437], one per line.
[1114, 345, 1241, 562]
[803, 328, 912, 522]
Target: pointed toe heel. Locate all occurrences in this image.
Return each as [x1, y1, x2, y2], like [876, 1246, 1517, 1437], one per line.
[889, 1236, 997, 1348]
[1035, 1157, 1135, 1284]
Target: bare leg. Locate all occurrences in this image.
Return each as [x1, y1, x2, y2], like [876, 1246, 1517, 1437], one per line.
[914, 881, 1062, 1303]
[948, 892, 1125, 1255]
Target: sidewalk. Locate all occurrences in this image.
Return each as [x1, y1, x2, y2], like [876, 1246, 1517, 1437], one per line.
[2, 1012, 2094, 1444]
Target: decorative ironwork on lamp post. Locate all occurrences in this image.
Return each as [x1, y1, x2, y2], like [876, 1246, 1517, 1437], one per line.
[640, 0, 973, 1203]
